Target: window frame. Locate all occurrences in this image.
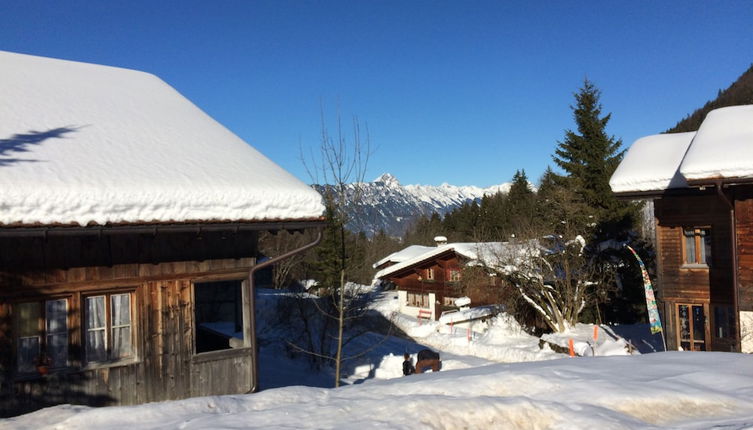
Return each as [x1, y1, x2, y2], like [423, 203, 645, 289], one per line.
[681, 226, 712, 268]
[675, 302, 709, 351]
[12, 296, 71, 375]
[82, 288, 137, 367]
[448, 268, 462, 282]
[406, 292, 430, 308]
[192, 277, 251, 356]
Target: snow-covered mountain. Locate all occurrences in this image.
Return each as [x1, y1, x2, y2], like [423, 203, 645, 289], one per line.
[314, 173, 512, 237]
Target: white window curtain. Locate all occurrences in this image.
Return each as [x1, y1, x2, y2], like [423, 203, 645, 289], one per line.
[85, 296, 107, 362]
[111, 294, 132, 359]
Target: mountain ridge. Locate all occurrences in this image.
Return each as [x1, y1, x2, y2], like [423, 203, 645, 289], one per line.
[314, 173, 513, 237]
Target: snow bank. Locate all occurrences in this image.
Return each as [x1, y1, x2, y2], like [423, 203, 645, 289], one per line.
[680, 105, 753, 182]
[0, 51, 324, 226]
[9, 352, 753, 429]
[542, 323, 634, 356]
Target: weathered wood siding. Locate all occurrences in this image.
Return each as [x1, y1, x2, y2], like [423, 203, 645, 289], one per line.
[735, 186, 753, 312]
[655, 193, 733, 303]
[0, 231, 257, 416]
[386, 253, 503, 315]
[654, 191, 735, 351]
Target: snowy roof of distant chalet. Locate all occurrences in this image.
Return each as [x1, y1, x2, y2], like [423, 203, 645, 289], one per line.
[609, 132, 695, 194]
[680, 105, 753, 183]
[0, 51, 325, 227]
[372, 245, 435, 268]
[610, 104, 753, 195]
[375, 242, 517, 279]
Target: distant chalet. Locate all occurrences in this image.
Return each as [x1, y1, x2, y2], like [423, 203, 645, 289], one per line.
[375, 240, 519, 321]
[610, 105, 753, 353]
[0, 51, 324, 416]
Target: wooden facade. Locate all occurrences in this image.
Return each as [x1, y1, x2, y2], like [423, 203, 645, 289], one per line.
[380, 250, 500, 320]
[0, 228, 267, 416]
[652, 185, 753, 352]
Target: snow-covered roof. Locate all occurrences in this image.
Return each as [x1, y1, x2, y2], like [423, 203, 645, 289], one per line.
[375, 242, 520, 279]
[0, 51, 325, 227]
[610, 104, 753, 195]
[680, 105, 753, 182]
[609, 132, 694, 194]
[372, 245, 435, 268]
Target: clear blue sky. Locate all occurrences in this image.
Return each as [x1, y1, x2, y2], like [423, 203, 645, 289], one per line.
[2, 1, 752, 187]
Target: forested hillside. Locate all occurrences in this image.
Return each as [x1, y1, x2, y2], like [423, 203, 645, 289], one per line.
[667, 64, 753, 133]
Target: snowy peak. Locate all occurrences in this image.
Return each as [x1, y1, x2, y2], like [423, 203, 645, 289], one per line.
[315, 175, 512, 237]
[373, 173, 400, 187]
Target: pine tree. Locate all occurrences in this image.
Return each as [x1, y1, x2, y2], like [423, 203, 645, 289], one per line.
[552, 79, 636, 237]
[505, 169, 536, 234]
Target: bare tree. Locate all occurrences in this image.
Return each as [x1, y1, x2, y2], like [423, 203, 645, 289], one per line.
[258, 231, 309, 289]
[496, 234, 609, 332]
[295, 108, 385, 387]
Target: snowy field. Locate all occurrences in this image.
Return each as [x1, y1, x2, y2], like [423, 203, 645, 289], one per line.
[4, 288, 752, 429]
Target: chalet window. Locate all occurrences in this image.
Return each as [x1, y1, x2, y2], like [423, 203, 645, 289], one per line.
[713, 305, 736, 340]
[194, 279, 246, 354]
[84, 292, 134, 363]
[683, 227, 712, 266]
[425, 268, 435, 281]
[677, 303, 706, 351]
[14, 298, 69, 373]
[448, 269, 461, 282]
[406, 292, 430, 308]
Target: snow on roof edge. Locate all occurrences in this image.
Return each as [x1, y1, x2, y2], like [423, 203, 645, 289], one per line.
[375, 242, 509, 279]
[609, 132, 695, 195]
[679, 105, 753, 182]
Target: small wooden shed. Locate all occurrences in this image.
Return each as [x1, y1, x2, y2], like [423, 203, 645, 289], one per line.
[610, 105, 753, 353]
[0, 51, 325, 416]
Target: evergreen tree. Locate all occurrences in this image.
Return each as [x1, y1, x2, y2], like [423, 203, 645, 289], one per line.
[552, 79, 636, 237]
[505, 169, 536, 234]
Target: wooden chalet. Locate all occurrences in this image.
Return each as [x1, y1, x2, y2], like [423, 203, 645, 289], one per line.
[375, 239, 509, 320]
[610, 105, 753, 353]
[0, 51, 325, 416]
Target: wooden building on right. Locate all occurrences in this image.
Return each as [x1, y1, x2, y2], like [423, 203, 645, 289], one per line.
[610, 105, 753, 353]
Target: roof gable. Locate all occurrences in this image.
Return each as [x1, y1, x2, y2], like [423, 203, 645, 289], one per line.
[375, 242, 517, 279]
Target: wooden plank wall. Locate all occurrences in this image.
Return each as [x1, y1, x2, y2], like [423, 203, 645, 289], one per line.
[655, 193, 733, 303]
[388, 255, 502, 307]
[735, 186, 753, 311]
[0, 229, 258, 417]
[655, 191, 737, 351]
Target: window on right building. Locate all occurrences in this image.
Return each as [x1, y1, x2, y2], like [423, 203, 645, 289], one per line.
[683, 227, 712, 266]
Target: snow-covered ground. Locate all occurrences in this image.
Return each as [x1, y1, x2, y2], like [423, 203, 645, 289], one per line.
[6, 352, 753, 429]
[5, 287, 752, 429]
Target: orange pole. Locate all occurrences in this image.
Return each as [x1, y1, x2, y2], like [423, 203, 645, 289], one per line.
[568, 339, 575, 357]
[593, 325, 599, 342]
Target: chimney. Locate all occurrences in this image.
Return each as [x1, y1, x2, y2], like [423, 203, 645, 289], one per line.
[434, 235, 448, 246]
